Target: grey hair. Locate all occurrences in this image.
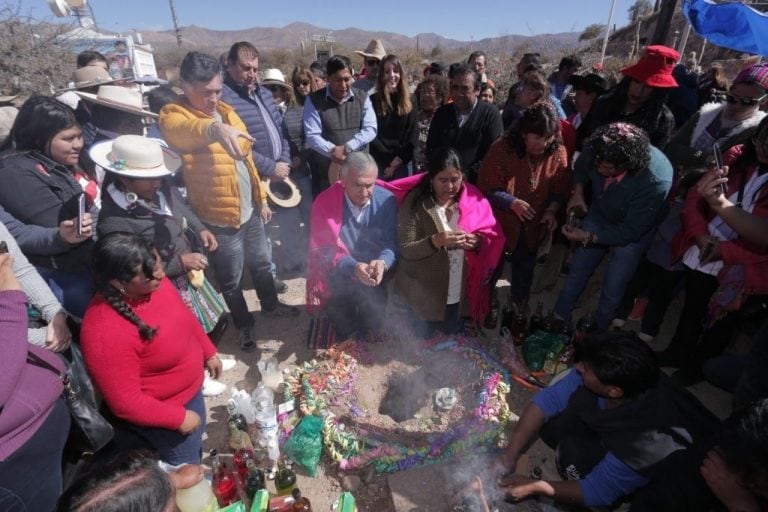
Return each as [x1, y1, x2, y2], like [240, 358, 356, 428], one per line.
[340, 152, 377, 178]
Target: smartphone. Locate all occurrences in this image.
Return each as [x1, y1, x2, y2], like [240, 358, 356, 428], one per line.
[712, 143, 728, 196]
[0, 241, 8, 254]
[76, 194, 86, 236]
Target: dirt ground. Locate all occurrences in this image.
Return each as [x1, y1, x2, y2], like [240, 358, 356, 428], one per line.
[200, 240, 736, 511]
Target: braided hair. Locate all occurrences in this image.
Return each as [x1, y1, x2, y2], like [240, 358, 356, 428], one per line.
[91, 232, 159, 340]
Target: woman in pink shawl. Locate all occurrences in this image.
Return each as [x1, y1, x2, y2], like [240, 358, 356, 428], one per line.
[392, 147, 505, 336]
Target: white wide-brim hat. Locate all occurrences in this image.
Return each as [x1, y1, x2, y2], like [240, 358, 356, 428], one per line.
[76, 85, 157, 118]
[89, 135, 181, 178]
[56, 65, 121, 93]
[262, 177, 301, 208]
[355, 39, 387, 60]
[261, 68, 290, 91]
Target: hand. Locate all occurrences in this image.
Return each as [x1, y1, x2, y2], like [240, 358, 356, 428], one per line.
[261, 205, 273, 223]
[291, 156, 302, 170]
[498, 474, 543, 502]
[510, 199, 536, 222]
[169, 464, 204, 490]
[59, 213, 93, 244]
[354, 262, 377, 286]
[566, 192, 588, 218]
[206, 354, 222, 380]
[368, 259, 386, 286]
[181, 252, 209, 271]
[432, 230, 467, 249]
[209, 122, 253, 161]
[0, 254, 21, 292]
[273, 161, 291, 179]
[462, 232, 481, 251]
[695, 234, 718, 251]
[701, 450, 761, 512]
[561, 225, 590, 244]
[331, 145, 347, 163]
[178, 409, 201, 435]
[383, 165, 396, 178]
[197, 230, 217, 252]
[493, 450, 520, 478]
[540, 210, 557, 231]
[697, 168, 731, 209]
[45, 312, 71, 352]
[700, 240, 723, 264]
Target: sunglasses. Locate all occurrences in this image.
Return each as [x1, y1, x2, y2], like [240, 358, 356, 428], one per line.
[294, 80, 311, 87]
[725, 93, 767, 106]
[366, 59, 380, 66]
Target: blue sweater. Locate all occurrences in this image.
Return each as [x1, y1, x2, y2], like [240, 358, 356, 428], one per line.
[573, 145, 673, 246]
[532, 370, 649, 507]
[221, 78, 291, 177]
[335, 186, 398, 277]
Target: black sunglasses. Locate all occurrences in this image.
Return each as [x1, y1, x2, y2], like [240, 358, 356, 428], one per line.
[725, 93, 767, 106]
[366, 59, 380, 66]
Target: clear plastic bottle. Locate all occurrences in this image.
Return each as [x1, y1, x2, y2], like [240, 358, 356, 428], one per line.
[175, 476, 218, 512]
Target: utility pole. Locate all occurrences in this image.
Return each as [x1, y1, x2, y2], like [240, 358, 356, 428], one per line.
[651, 0, 679, 46]
[168, 0, 182, 47]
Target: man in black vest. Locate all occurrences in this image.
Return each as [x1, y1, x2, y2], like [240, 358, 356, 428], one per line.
[303, 55, 377, 197]
[426, 63, 502, 184]
[495, 332, 719, 509]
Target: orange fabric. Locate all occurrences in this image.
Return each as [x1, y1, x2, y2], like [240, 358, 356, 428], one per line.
[160, 101, 266, 228]
[477, 139, 570, 251]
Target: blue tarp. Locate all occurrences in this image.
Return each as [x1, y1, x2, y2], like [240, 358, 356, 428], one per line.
[683, 0, 768, 56]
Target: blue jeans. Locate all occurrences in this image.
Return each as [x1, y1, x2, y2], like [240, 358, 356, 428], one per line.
[0, 398, 70, 511]
[206, 214, 278, 331]
[35, 267, 93, 319]
[106, 390, 206, 465]
[554, 219, 653, 330]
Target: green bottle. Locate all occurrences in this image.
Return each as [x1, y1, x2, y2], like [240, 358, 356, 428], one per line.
[274, 461, 297, 496]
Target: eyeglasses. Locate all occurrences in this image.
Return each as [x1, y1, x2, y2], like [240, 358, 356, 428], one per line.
[366, 59, 380, 66]
[725, 93, 767, 106]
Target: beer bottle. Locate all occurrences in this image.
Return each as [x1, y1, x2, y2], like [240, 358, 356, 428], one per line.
[292, 488, 313, 511]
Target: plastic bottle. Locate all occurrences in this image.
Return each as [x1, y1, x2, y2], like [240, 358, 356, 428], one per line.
[211, 449, 238, 508]
[291, 488, 313, 511]
[275, 460, 297, 496]
[175, 476, 218, 512]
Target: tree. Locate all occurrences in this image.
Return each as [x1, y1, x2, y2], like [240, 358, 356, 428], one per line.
[579, 23, 606, 42]
[0, 4, 75, 96]
[429, 44, 442, 59]
[628, 0, 653, 23]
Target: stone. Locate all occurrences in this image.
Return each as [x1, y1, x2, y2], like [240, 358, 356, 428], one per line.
[341, 475, 362, 492]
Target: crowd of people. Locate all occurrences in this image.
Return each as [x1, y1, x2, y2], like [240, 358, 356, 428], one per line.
[0, 35, 767, 511]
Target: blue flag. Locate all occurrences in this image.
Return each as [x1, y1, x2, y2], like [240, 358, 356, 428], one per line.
[683, 0, 768, 56]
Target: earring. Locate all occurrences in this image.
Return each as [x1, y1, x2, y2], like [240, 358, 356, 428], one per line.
[124, 191, 138, 204]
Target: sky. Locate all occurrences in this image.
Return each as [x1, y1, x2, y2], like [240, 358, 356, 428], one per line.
[13, 0, 635, 41]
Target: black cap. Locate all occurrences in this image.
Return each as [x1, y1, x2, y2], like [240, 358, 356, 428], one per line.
[569, 73, 610, 94]
[429, 61, 447, 75]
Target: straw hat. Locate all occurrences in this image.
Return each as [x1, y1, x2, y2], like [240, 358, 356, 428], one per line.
[261, 69, 291, 91]
[89, 135, 181, 178]
[76, 85, 157, 118]
[262, 177, 301, 208]
[0, 106, 19, 145]
[621, 45, 679, 89]
[0, 94, 17, 103]
[355, 39, 386, 61]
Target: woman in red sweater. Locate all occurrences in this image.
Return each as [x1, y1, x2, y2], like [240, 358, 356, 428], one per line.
[81, 232, 222, 464]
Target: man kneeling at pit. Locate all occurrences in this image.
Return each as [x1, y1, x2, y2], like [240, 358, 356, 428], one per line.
[306, 152, 397, 339]
[495, 331, 720, 509]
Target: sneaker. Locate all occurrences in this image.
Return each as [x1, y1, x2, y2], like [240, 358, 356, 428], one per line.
[220, 358, 237, 372]
[637, 332, 654, 343]
[238, 328, 257, 352]
[611, 318, 626, 329]
[274, 278, 288, 294]
[262, 303, 300, 318]
[202, 376, 227, 397]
